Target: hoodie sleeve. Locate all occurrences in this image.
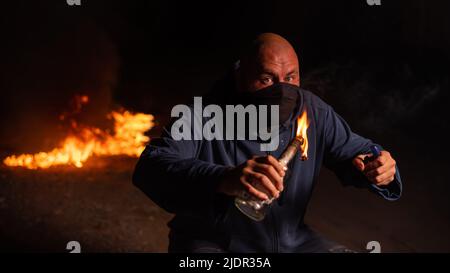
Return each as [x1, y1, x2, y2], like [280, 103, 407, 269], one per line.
[322, 105, 402, 201]
[132, 111, 230, 215]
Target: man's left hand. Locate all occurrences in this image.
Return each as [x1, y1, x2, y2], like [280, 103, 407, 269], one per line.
[352, 150, 397, 186]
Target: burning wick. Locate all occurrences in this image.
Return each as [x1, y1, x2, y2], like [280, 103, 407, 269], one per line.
[274, 110, 309, 204]
[278, 136, 306, 170]
[279, 109, 309, 169]
[267, 111, 310, 201]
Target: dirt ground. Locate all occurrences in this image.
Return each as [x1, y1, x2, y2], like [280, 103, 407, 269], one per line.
[1, 145, 449, 252]
[0, 157, 171, 252]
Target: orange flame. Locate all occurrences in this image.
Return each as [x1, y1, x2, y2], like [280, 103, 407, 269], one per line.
[296, 110, 309, 160]
[3, 110, 154, 169]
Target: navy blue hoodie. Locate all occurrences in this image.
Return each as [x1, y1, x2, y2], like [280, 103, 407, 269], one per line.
[132, 83, 402, 252]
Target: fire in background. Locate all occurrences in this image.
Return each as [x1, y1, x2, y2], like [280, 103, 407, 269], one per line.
[3, 95, 155, 169]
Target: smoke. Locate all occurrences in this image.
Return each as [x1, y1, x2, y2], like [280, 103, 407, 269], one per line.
[0, 4, 119, 153]
[302, 59, 448, 136]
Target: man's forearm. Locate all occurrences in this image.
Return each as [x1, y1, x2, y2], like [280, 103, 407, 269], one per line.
[133, 146, 229, 213]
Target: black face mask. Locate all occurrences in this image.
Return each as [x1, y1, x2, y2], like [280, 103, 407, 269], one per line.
[237, 83, 299, 124]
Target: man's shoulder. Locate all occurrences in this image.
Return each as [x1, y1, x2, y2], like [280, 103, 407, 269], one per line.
[299, 88, 330, 112]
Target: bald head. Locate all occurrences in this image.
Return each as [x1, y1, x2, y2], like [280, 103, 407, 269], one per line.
[246, 33, 298, 63]
[237, 33, 300, 92]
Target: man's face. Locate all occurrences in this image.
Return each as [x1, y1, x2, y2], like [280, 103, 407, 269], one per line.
[239, 45, 300, 92]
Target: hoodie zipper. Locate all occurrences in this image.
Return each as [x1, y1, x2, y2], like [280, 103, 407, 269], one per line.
[267, 123, 295, 253]
[267, 151, 279, 253]
[270, 209, 279, 252]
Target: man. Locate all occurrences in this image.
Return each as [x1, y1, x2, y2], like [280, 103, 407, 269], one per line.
[133, 33, 402, 253]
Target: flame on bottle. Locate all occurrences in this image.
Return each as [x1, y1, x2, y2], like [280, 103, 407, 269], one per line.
[296, 110, 309, 160]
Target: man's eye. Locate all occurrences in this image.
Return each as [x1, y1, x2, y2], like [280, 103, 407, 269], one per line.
[285, 76, 294, 82]
[260, 78, 272, 84]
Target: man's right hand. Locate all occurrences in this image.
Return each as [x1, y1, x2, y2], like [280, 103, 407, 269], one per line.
[217, 155, 285, 201]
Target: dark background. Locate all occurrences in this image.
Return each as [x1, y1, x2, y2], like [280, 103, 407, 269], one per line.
[0, 0, 449, 252]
